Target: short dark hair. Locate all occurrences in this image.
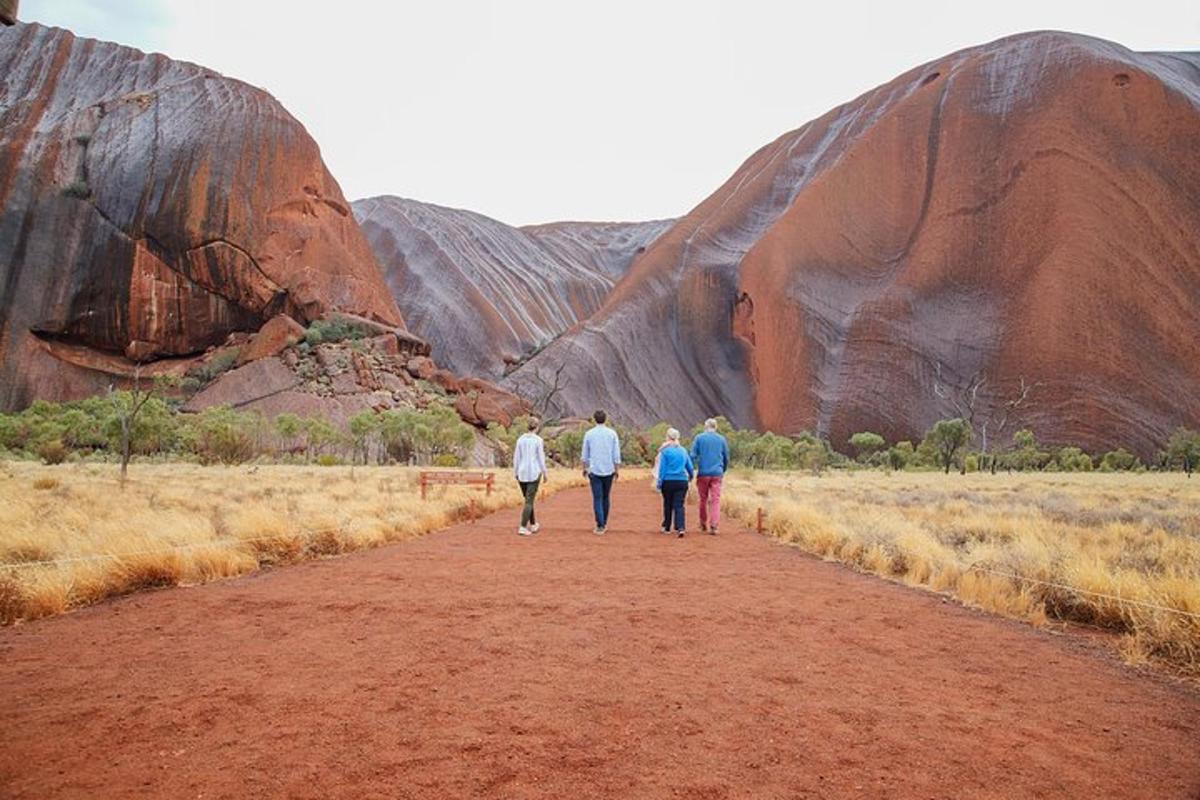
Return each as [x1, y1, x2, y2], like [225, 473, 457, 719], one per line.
[593, 409, 607, 424]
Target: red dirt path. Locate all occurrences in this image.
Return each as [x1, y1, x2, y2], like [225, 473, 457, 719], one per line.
[2, 482, 1198, 799]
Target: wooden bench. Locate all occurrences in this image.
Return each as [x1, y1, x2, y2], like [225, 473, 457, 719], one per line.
[419, 470, 495, 500]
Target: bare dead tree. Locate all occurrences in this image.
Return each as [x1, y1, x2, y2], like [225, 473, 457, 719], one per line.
[932, 362, 1040, 472]
[108, 363, 154, 488]
[513, 362, 567, 422]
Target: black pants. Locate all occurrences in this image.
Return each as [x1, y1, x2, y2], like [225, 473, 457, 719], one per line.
[518, 479, 540, 527]
[660, 480, 688, 531]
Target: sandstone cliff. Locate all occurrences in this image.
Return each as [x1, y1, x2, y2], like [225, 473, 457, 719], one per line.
[353, 195, 670, 379]
[0, 23, 402, 408]
[506, 31, 1200, 457]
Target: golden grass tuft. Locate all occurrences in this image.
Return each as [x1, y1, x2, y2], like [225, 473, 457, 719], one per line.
[0, 462, 585, 623]
[727, 470, 1200, 676]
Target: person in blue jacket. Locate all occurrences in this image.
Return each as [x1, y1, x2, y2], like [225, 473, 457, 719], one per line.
[690, 418, 731, 534]
[655, 427, 694, 538]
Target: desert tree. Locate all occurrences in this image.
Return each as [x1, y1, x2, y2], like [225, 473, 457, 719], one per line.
[510, 362, 566, 421]
[849, 431, 886, 464]
[1166, 428, 1200, 477]
[108, 364, 176, 487]
[932, 362, 1039, 472]
[924, 418, 972, 474]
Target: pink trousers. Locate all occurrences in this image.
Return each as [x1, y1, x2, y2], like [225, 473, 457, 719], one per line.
[696, 476, 723, 529]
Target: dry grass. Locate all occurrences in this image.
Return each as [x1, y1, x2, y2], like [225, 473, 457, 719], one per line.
[0, 462, 584, 624]
[724, 470, 1200, 676]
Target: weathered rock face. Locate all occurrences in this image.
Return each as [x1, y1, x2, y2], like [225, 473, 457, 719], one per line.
[507, 32, 1200, 457]
[0, 23, 403, 409]
[353, 195, 671, 379]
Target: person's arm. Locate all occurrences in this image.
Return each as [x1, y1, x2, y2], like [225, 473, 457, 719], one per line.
[581, 431, 591, 477]
[611, 429, 621, 479]
[722, 438, 730, 473]
[686, 452, 695, 481]
[690, 438, 699, 464]
[537, 437, 547, 480]
[513, 437, 521, 481]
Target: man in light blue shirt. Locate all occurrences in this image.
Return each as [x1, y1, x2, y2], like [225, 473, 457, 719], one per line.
[581, 409, 621, 535]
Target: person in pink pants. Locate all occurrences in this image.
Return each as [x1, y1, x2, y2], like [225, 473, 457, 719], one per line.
[690, 418, 731, 534]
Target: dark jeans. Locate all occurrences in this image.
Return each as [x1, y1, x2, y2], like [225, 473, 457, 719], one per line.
[588, 473, 614, 528]
[518, 478, 540, 527]
[660, 479, 688, 531]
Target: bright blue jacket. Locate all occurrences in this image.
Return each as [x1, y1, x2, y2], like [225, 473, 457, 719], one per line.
[690, 431, 730, 477]
[656, 444, 694, 487]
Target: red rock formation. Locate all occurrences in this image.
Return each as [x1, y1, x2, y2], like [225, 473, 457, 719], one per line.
[353, 196, 670, 378]
[0, 23, 402, 409]
[507, 32, 1200, 457]
[235, 315, 306, 366]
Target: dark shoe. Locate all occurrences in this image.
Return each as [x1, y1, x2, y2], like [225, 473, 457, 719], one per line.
[677, 530, 685, 538]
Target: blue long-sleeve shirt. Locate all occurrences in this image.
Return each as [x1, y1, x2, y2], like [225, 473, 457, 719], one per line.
[581, 424, 621, 476]
[656, 444, 694, 487]
[690, 431, 730, 477]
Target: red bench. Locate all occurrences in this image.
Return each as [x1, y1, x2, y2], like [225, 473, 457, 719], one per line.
[419, 471, 495, 500]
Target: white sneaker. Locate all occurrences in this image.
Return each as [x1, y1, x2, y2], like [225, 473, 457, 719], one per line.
[530, 523, 541, 533]
[518, 527, 532, 536]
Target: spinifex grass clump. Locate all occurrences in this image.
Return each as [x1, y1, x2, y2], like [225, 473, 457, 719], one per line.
[0, 462, 585, 622]
[725, 470, 1200, 675]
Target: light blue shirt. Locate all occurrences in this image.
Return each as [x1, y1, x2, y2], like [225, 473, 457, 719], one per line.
[581, 424, 621, 476]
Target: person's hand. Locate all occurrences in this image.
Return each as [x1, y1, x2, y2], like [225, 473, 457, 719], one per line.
[613, 469, 620, 481]
[581, 469, 589, 479]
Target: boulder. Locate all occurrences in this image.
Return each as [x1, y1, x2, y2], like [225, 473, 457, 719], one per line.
[235, 315, 306, 366]
[453, 383, 528, 428]
[405, 356, 437, 380]
[182, 357, 299, 412]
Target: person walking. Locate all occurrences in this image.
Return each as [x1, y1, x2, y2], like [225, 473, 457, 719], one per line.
[690, 418, 730, 534]
[581, 410, 621, 535]
[513, 418, 548, 536]
[656, 428, 694, 537]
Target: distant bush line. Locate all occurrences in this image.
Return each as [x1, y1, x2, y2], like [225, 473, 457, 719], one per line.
[2, 399, 1197, 476]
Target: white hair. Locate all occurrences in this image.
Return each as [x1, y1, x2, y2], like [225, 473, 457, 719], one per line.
[704, 418, 718, 431]
[666, 427, 681, 442]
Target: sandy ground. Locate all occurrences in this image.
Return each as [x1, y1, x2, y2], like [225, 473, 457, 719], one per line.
[2, 480, 1197, 799]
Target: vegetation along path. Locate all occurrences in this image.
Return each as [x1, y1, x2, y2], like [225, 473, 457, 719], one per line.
[2, 482, 1197, 799]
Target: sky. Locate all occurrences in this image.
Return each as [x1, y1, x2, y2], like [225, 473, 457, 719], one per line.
[19, 0, 1200, 225]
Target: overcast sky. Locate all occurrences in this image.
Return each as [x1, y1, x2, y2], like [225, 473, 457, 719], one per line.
[20, 0, 1200, 225]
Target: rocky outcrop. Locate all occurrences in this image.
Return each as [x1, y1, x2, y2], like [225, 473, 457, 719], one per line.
[507, 32, 1200, 457]
[353, 195, 670, 378]
[0, 23, 403, 409]
[185, 336, 527, 429]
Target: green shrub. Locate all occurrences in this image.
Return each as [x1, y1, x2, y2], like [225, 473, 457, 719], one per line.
[432, 453, 461, 468]
[62, 181, 91, 199]
[1099, 448, 1139, 472]
[37, 439, 69, 465]
[316, 454, 343, 467]
[185, 349, 241, 387]
[304, 318, 368, 346]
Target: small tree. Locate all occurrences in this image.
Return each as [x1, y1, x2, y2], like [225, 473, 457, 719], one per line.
[887, 441, 915, 471]
[348, 411, 380, 469]
[107, 366, 176, 487]
[1099, 448, 1139, 472]
[1166, 428, 1200, 477]
[924, 418, 972, 474]
[849, 431, 886, 464]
